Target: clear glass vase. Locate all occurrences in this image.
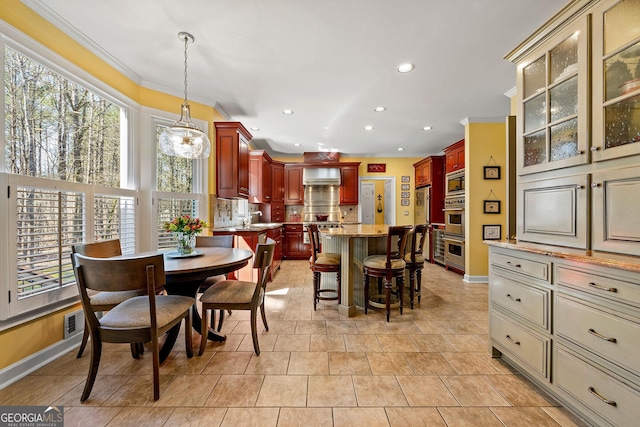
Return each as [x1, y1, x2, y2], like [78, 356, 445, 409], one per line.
[176, 232, 196, 255]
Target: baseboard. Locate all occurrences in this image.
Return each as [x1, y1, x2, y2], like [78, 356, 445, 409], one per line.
[463, 274, 489, 284]
[0, 334, 81, 390]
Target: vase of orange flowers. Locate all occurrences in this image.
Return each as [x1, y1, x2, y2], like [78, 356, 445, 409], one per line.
[163, 214, 209, 255]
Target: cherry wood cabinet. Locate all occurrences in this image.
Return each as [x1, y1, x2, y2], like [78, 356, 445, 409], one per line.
[215, 122, 251, 199]
[339, 163, 359, 205]
[267, 226, 283, 280]
[444, 139, 465, 173]
[284, 165, 304, 205]
[272, 161, 284, 203]
[283, 224, 311, 259]
[249, 150, 272, 204]
[414, 155, 444, 189]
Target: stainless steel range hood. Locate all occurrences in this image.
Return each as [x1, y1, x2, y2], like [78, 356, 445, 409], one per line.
[303, 168, 341, 186]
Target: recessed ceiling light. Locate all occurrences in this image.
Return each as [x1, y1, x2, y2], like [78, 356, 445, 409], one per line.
[364, 125, 374, 131]
[294, 143, 301, 147]
[422, 126, 432, 131]
[250, 127, 260, 131]
[397, 147, 404, 151]
[374, 106, 386, 112]
[283, 109, 294, 115]
[397, 63, 415, 73]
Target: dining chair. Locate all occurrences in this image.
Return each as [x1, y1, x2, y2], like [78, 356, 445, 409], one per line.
[405, 224, 428, 309]
[307, 224, 341, 310]
[198, 241, 275, 356]
[195, 234, 234, 330]
[71, 239, 144, 358]
[363, 225, 412, 322]
[72, 252, 194, 402]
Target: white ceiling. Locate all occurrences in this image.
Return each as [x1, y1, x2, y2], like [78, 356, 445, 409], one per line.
[24, 0, 565, 158]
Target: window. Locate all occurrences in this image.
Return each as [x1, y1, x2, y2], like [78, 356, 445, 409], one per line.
[1, 41, 134, 319]
[154, 122, 204, 250]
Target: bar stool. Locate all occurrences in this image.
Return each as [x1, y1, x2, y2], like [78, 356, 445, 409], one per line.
[307, 224, 341, 310]
[405, 224, 428, 309]
[363, 225, 412, 321]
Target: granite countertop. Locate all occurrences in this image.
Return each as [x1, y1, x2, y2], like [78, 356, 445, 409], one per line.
[484, 239, 640, 274]
[213, 222, 284, 232]
[322, 224, 390, 238]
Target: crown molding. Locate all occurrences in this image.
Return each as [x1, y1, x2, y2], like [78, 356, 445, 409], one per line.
[21, 0, 142, 84]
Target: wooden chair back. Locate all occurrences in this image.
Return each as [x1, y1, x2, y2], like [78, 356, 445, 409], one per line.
[73, 253, 165, 294]
[72, 239, 122, 257]
[254, 241, 276, 298]
[196, 235, 233, 248]
[385, 225, 412, 268]
[408, 224, 428, 263]
[307, 224, 321, 261]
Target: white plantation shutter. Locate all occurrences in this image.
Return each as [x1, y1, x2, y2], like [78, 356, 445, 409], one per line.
[156, 196, 199, 250]
[94, 193, 137, 254]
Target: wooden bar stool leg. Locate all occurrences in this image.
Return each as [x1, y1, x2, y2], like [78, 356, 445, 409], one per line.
[363, 273, 369, 314]
[384, 276, 392, 322]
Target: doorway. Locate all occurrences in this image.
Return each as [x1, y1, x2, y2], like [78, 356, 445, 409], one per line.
[359, 177, 396, 225]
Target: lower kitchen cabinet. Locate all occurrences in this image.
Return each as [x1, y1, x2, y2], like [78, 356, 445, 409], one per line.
[267, 226, 283, 280]
[487, 242, 640, 426]
[283, 224, 311, 260]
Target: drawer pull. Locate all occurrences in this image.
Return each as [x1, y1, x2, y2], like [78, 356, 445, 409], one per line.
[588, 282, 618, 293]
[505, 261, 521, 268]
[588, 386, 617, 407]
[506, 294, 521, 302]
[505, 335, 520, 345]
[588, 328, 617, 343]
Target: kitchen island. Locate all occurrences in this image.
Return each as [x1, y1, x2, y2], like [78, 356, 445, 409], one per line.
[319, 224, 390, 316]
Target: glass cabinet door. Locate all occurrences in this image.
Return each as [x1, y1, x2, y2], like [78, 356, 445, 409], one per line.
[592, 0, 640, 162]
[517, 18, 589, 175]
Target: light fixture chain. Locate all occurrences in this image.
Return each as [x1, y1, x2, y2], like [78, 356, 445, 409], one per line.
[183, 34, 189, 105]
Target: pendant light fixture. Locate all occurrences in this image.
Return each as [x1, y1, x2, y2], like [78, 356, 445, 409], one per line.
[159, 32, 211, 159]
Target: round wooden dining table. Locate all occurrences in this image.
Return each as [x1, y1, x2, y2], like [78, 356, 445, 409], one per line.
[160, 246, 253, 361]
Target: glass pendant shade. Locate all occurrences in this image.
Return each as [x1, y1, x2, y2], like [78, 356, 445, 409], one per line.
[159, 104, 211, 159]
[159, 31, 210, 159]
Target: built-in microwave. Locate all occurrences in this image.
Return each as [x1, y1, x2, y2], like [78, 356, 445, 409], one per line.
[445, 170, 465, 197]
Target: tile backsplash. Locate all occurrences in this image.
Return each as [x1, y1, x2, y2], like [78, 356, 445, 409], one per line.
[210, 196, 253, 228]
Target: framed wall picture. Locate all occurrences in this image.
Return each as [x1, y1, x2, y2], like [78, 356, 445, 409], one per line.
[483, 224, 501, 240]
[401, 191, 410, 198]
[483, 200, 501, 214]
[401, 184, 410, 190]
[484, 166, 501, 180]
[401, 199, 410, 206]
[401, 176, 410, 182]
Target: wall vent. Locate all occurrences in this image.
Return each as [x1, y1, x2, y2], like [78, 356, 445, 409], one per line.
[64, 310, 84, 339]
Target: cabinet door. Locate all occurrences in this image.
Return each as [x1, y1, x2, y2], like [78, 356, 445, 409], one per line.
[592, 0, 640, 162]
[285, 166, 304, 205]
[272, 162, 284, 203]
[592, 167, 640, 255]
[516, 18, 589, 175]
[215, 122, 251, 199]
[517, 174, 589, 248]
[339, 165, 359, 205]
[444, 140, 465, 173]
[238, 135, 249, 197]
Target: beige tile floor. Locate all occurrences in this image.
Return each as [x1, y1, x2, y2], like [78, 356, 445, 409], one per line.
[0, 260, 589, 427]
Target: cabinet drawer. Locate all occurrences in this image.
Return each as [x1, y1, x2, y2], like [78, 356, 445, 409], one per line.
[556, 265, 640, 309]
[490, 274, 549, 330]
[491, 252, 549, 281]
[556, 295, 640, 376]
[555, 346, 640, 427]
[490, 311, 549, 378]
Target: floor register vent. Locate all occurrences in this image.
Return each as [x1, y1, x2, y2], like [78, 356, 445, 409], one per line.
[64, 310, 84, 339]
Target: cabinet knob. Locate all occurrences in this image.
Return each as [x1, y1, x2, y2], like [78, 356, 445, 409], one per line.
[590, 146, 600, 152]
[576, 185, 584, 189]
[505, 335, 520, 345]
[506, 261, 521, 268]
[591, 183, 601, 188]
[577, 150, 585, 154]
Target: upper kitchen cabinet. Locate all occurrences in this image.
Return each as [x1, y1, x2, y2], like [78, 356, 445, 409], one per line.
[444, 139, 465, 173]
[272, 161, 285, 203]
[414, 155, 444, 189]
[284, 165, 304, 205]
[249, 150, 272, 204]
[592, 0, 640, 162]
[515, 17, 589, 175]
[339, 163, 360, 205]
[215, 122, 252, 199]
